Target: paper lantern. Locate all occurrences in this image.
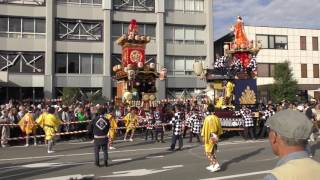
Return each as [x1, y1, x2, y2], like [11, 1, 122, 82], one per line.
[116, 64, 122, 71]
[136, 82, 140, 86]
[146, 36, 151, 42]
[224, 44, 229, 50]
[143, 94, 149, 101]
[138, 62, 144, 69]
[149, 63, 156, 69]
[149, 94, 156, 101]
[124, 91, 133, 101]
[113, 66, 118, 72]
[193, 61, 203, 76]
[141, 36, 146, 41]
[135, 35, 140, 41]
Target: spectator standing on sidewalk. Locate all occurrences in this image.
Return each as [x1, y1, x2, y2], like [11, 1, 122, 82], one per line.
[264, 109, 320, 180]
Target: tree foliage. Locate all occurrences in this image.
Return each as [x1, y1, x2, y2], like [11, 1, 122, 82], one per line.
[62, 87, 80, 105]
[271, 61, 298, 103]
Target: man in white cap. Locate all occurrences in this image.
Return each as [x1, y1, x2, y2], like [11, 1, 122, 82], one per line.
[264, 109, 320, 180]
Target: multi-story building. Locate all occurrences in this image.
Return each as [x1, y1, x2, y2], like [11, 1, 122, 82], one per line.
[215, 25, 320, 101]
[0, 0, 213, 102]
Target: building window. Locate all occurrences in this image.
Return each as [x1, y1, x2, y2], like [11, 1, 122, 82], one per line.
[0, 16, 45, 38]
[312, 37, 318, 51]
[256, 35, 288, 50]
[112, 22, 156, 42]
[113, 0, 155, 12]
[165, 56, 205, 76]
[56, 19, 103, 41]
[301, 64, 307, 78]
[313, 64, 319, 78]
[257, 63, 275, 77]
[0, 0, 46, 5]
[166, 0, 204, 13]
[55, 53, 103, 74]
[56, 0, 102, 5]
[165, 25, 205, 45]
[0, 51, 45, 74]
[300, 36, 307, 50]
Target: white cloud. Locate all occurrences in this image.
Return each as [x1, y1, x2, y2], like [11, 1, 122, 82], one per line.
[214, 0, 320, 40]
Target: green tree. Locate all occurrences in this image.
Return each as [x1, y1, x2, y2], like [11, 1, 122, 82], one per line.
[62, 87, 80, 105]
[271, 61, 298, 103]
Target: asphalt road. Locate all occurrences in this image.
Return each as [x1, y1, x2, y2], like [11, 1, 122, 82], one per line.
[0, 135, 319, 180]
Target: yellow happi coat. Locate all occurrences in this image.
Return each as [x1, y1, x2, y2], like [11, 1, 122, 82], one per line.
[106, 113, 118, 139]
[36, 112, 61, 140]
[18, 112, 37, 134]
[201, 114, 223, 153]
[123, 113, 138, 132]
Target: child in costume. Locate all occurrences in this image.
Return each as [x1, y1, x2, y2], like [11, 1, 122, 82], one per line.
[105, 112, 118, 149]
[36, 107, 61, 153]
[144, 109, 155, 141]
[18, 107, 37, 147]
[123, 107, 138, 142]
[201, 104, 223, 172]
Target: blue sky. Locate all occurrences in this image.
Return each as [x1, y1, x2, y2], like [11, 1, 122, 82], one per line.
[214, 0, 320, 40]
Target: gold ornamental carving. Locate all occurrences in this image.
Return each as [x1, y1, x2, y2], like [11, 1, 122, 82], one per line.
[239, 86, 256, 104]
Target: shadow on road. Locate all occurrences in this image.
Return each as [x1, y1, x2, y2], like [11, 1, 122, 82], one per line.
[108, 145, 197, 167]
[220, 147, 265, 171]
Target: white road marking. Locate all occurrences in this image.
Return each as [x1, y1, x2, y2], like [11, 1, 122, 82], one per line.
[112, 158, 132, 162]
[200, 170, 271, 180]
[35, 174, 94, 180]
[146, 155, 164, 159]
[101, 165, 184, 177]
[21, 163, 64, 168]
[0, 146, 194, 162]
[0, 140, 267, 162]
[162, 165, 184, 169]
[0, 162, 93, 171]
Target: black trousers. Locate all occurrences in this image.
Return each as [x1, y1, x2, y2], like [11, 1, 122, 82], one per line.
[170, 135, 183, 150]
[94, 143, 108, 165]
[155, 129, 164, 142]
[155, 130, 164, 142]
[145, 129, 154, 140]
[189, 132, 200, 142]
[244, 127, 255, 139]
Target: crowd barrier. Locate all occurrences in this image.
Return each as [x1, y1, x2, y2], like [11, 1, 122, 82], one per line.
[0, 120, 173, 141]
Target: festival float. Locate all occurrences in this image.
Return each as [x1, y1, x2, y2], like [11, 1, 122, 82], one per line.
[113, 19, 166, 110]
[194, 16, 261, 131]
